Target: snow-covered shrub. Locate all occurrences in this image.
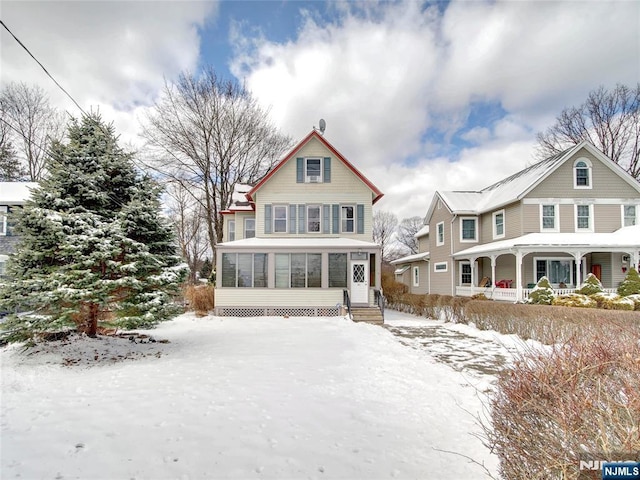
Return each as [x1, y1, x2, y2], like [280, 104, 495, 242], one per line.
[552, 293, 596, 308]
[527, 276, 554, 305]
[485, 327, 640, 479]
[626, 294, 640, 311]
[578, 273, 604, 295]
[591, 292, 635, 310]
[618, 267, 640, 297]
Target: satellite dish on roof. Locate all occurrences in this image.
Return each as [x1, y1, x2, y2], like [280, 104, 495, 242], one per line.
[319, 118, 326, 135]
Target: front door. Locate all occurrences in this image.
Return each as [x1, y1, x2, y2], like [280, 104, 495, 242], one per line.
[350, 260, 369, 305]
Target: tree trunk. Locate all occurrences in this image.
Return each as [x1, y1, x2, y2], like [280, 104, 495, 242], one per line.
[87, 303, 99, 338]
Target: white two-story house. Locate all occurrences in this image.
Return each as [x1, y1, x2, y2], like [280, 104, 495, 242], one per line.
[0, 182, 37, 278]
[396, 141, 640, 302]
[214, 130, 384, 317]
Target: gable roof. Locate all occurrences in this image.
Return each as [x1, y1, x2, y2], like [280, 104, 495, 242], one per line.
[246, 130, 384, 204]
[221, 183, 255, 215]
[426, 141, 640, 221]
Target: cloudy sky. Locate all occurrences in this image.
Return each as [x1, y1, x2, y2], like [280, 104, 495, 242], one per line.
[2, 0, 638, 220]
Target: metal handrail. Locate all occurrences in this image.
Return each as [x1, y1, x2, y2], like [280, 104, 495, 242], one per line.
[342, 289, 352, 319]
[374, 288, 385, 320]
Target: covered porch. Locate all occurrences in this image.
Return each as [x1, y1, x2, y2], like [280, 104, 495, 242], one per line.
[452, 226, 640, 302]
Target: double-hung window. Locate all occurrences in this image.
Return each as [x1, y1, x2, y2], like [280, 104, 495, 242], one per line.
[436, 222, 444, 246]
[493, 210, 505, 239]
[307, 205, 321, 233]
[460, 217, 477, 242]
[227, 220, 235, 241]
[623, 205, 637, 226]
[575, 204, 593, 231]
[460, 262, 472, 284]
[305, 158, 322, 183]
[341, 206, 355, 233]
[273, 205, 288, 233]
[0, 206, 7, 235]
[574, 158, 592, 189]
[244, 218, 255, 239]
[541, 204, 558, 231]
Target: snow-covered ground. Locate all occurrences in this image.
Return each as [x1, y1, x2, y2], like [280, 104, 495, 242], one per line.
[1, 311, 505, 480]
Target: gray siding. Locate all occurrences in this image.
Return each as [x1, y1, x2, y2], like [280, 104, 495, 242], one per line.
[480, 202, 522, 241]
[428, 196, 454, 295]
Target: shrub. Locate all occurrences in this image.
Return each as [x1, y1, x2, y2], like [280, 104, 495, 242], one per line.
[470, 293, 489, 300]
[618, 267, 640, 297]
[578, 273, 603, 295]
[485, 327, 640, 479]
[552, 293, 596, 308]
[591, 292, 635, 311]
[527, 276, 554, 305]
[626, 294, 640, 311]
[184, 284, 214, 315]
[381, 272, 408, 304]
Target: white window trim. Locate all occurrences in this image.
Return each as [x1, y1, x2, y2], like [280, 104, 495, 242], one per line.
[621, 204, 639, 227]
[492, 209, 505, 240]
[573, 157, 592, 190]
[307, 205, 321, 233]
[412, 266, 419, 287]
[574, 203, 594, 232]
[305, 157, 323, 183]
[341, 205, 355, 233]
[273, 205, 288, 233]
[459, 261, 472, 285]
[0, 206, 7, 236]
[540, 204, 559, 232]
[459, 217, 478, 243]
[534, 256, 575, 287]
[436, 221, 444, 246]
[227, 219, 235, 241]
[434, 261, 448, 273]
[244, 218, 255, 238]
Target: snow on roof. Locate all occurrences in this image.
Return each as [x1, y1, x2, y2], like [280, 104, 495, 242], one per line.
[217, 237, 381, 249]
[390, 252, 430, 264]
[0, 182, 38, 204]
[414, 225, 429, 238]
[394, 265, 410, 275]
[226, 183, 255, 213]
[454, 225, 640, 257]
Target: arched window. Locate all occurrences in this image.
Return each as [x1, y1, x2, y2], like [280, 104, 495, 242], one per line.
[574, 158, 592, 188]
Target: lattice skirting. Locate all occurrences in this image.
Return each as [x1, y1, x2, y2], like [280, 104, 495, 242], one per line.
[215, 306, 341, 317]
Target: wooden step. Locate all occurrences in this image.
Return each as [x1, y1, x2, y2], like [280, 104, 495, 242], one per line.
[350, 307, 384, 325]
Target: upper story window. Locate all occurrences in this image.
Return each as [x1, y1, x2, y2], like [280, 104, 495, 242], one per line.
[574, 158, 592, 189]
[244, 218, 255, 239]
[436, 221, 444, 246]
[493, 210, 505, 239]
[460, 217, 477, 242]
[540, 204, 559, 232]
[0, 206, 7, 235]
[623, 205, 638, 227]
[297, 157, 331, 184]
[575, 204, 593, 232]
[307, 205, 321, 233]
[341, 205, 354, 233]
[227, 220, 235, 241]
[305, 158, 322, 182]
[273, 205, 288, 233]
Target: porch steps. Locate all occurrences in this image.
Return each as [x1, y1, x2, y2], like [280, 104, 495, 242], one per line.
[351, 307, 384, 325]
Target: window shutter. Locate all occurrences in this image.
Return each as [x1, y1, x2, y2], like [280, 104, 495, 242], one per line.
[264, 204, 272, 234]
[323, 205, 330, 233]
[332, 204, 339, 233]
[357, 204, 365, 234]
[296, 158, 304, 183]
[323, 157, 331, 183]
[298, 204, 306, 233]
[289, 205, 297, 234]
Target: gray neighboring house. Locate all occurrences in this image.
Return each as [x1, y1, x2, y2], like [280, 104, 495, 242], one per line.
[0, 182, 37, 277]
[395, 141, 640, 302]
[390, 225, 430, 294]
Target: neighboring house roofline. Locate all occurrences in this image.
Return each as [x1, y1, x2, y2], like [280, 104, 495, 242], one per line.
[246, 130, 384, 204]
[390, 251, 430, 264]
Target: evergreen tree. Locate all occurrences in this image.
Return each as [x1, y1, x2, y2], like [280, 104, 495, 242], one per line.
[199, 257, 212, 280]
[618, 267, 640, 297]
[578, 273, 604, 296]
[0, 114, 187, 343]
[527, 276, 554, 305]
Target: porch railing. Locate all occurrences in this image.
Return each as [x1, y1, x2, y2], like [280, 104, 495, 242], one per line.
[455, 286, 618, 302]
[374, 288, 385, 320]
[342, 289, 352, 319]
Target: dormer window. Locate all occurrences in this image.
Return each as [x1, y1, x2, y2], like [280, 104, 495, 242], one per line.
[574, 158, 592, 189]
[305, 158, 322, 183]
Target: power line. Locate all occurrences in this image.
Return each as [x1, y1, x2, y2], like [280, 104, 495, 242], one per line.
[0, 19, 89, 118]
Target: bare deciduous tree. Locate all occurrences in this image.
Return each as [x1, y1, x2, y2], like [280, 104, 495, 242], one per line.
[165, 182, 210, 284]
[0, 82, 65, 180]
[396, 216, 424, 255]
[0, 118, 25, 181]
[372, 210, 398, 261]
[141, 67, 293, 252]
[536, 83, 640, 180]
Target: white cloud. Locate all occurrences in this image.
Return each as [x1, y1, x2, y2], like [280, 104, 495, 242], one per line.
[1, 0, 218, 143]
[229, 0, 639, 220]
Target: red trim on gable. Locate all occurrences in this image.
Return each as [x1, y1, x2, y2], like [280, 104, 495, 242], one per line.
[246, 130, 384, 204]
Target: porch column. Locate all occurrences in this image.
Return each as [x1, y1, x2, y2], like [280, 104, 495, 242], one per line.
[470, 256, 477, 296]
[490, 255, 497, 289]
[515, 251, 523, 302]
[573, 252, 583, 289]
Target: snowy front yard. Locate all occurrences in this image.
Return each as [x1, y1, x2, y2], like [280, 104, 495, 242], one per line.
[1, 312, 501, 479]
